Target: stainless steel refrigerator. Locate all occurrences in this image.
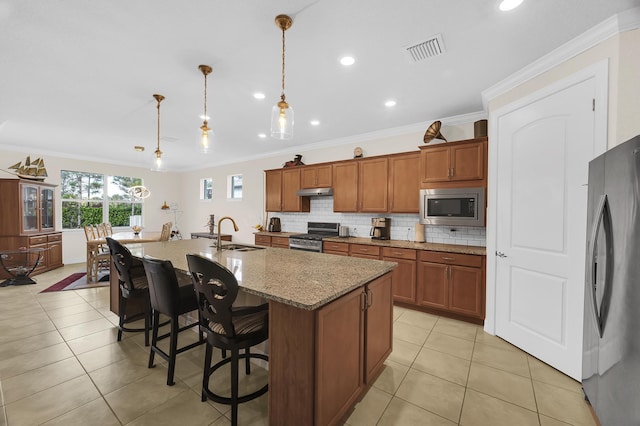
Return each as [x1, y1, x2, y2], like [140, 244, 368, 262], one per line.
[583, 134, 640, 425]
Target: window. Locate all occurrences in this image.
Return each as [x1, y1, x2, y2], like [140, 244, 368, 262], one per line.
[200, 178, 213, 200]
[61, 171, 143, 229]
[228, 174, 243, 199]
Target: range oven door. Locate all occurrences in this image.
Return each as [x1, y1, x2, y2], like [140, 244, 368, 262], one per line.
[289, 238, 322, 253]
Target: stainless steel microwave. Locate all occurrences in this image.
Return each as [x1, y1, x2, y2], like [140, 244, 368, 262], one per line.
[419, 187, 485, 227]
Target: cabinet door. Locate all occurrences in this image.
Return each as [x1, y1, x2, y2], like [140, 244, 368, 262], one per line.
[265, 170, 282, 212]
[364, 273, 393, 383]
[450, 143, 484, 181]
[40, 187, 55, 231]
[21, 184, 40, 233]
[48, 241, 63, 268]
[449, 265, 484, 318]
[301, 165, 332, 188]
[420, 146, 450, 183]
[316, 288, 364, 425]
[389, 153, 420, 213]
[254, 235, 271, 247]
[417, 261, 448, 309]
[359, 158, 388, 212]
[333, 162, 359, 212]
[282, 168, 309, 212]
[271, 236, 290, 248]
[384, 256, 417, 303]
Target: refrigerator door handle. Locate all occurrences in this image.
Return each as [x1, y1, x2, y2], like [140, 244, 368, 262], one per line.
[588, 194, 614, 338]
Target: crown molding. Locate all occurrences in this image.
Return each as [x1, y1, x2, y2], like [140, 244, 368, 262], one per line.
[482, 7, 640, 108]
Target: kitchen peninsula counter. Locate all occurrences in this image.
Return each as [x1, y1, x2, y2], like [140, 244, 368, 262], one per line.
[113, 238, 396, 425]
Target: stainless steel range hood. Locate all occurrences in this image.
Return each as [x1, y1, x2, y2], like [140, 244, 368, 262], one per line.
[296, 187, 333, 197]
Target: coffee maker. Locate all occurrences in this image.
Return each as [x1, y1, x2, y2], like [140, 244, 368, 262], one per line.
[268, 217, 281, 232]
[370, 217, 391, 240]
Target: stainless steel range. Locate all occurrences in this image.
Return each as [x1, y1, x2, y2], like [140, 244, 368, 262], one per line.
[289, 222, 340, 253]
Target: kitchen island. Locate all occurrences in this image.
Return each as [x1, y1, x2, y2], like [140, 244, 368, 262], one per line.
[112, 238, 396, 425]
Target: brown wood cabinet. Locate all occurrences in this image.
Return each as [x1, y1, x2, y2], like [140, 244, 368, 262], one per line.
[358, 157, 388, 212]
[323, 241, 349, 256]
[301, 164, 332, 188]
[265, 169, 310, 212]
[315, 272, 392, 425]
[0, 179, 63, 277]
[417, 251, 485, 320]
[349, 244, 380, 260]
[332, 161, 359, 212]
[382, 247, 417, 303]
[388, 152, 420, 213]
[254, 234, 289, 248]
[420, 137, 487, 187]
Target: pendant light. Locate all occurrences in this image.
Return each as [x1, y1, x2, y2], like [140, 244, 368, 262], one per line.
[198, 64, 213, 153]
[151, 94, 166, 172]
[270, 14, 294, 140]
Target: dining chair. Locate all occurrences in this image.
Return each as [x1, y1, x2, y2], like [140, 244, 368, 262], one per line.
[160, 222, 172, 241]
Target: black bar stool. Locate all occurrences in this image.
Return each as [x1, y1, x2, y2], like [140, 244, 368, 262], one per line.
[142, 257, 206, 386]
[186, 254, 269, 426]
[106, 237, 155, 346]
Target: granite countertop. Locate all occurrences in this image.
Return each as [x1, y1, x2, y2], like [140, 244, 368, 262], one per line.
[126, 239, 395, 311]
[323, 236, 486, 256]
[253, 231, 299, 237]
[255, 231, 486, 256]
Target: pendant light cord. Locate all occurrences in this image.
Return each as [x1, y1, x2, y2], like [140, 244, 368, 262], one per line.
[156, 98, 161, 153]
[281, 26, 286, 100]
[203, 72, 208, 125]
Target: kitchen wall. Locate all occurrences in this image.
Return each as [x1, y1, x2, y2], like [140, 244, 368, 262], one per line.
[272, 197, 486, 246]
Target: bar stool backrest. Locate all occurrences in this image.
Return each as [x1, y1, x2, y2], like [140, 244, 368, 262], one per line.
[141, 257, 183, 315]
[106, 237, 144, 294]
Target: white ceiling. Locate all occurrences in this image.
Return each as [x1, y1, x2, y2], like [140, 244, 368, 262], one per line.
[0, 0, 637, 171]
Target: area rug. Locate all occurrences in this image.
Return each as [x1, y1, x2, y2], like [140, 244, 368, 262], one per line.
[40, 272, 110, 293]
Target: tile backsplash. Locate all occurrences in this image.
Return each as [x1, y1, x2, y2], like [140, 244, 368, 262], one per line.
[271, 197, 486, 247]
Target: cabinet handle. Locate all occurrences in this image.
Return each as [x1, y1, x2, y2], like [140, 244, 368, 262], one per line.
[392, 251, 402, 256]
[447, 266, 451, 282]
[367, 289, 373, 307]
[442, 256, 455, 261]
[361, 248, 369, 252]
[361, 291, 368, 311]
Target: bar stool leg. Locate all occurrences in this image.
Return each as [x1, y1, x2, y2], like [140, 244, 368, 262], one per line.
[148, 310, 160, 368]
[202, 343, 213, 402]
[167, 316, 179, 386]
[231, 347, 239, 426]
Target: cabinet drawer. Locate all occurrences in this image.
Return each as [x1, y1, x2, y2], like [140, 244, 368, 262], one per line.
[419, 251, 482, 268]
[271, 236, 290, 247]
[47, 233, 62, 242]
[29, 235, 47, 245]
[254, 235, 271, 246]
[382, 247, 416, 260]
[323, 241, 348, 253]
[349, 244, 380, 257]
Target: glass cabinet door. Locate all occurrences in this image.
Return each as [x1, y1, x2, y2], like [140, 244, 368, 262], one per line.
[22, 185, 39, 232]
[41, 188, 54, 230]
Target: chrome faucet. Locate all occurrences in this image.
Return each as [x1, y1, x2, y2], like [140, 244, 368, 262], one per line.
[217, 216, 239, 251]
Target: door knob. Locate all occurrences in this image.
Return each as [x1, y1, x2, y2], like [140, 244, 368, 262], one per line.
[496, 251, 507, 258]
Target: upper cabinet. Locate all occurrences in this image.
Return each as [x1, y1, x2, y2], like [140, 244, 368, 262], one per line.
[420, 137, 487, 187]
[333, 158, 389, 213]
[388, 152, 420, 213]
[0, 179, 57, 235]
[301, 164, 332, 188]
[265, 168, 310, 212]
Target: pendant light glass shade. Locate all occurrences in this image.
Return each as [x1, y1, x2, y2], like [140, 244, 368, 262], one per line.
[198, 64, 213, 153]
[151, 94, 167, 172]
[270, 14, 294, 140]
[270, 98, 294, 140]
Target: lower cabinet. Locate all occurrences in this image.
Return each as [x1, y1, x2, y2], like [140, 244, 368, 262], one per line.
[417, 251, 485, 320]
[323, 241, 349, 256]
[349, 244, 380, 260]
[382, 247, 417, 303]
[316, 273, 392, 425]
[254, 234, 289, 248]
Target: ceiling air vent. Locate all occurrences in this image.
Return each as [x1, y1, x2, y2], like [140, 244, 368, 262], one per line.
[403, 34, 445, 63]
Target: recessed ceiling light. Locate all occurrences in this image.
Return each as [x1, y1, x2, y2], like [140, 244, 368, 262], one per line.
[385, 100, 397, 107]
[258, 133, 267, 138]
[499, 0, 523, 11]
[310, 120, 320, 126]
[253, 92, 265, 100]
[134, 146, 145, 152]
[340, 56, 355, 66]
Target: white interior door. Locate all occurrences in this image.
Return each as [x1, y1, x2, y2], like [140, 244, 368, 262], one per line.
[491, 63, 607, 380]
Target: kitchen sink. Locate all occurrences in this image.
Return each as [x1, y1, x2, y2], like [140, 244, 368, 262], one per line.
[212, 244, 265, 252]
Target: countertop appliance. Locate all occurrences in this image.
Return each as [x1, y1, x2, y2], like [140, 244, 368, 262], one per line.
[582, 135, 640, 425]
[370, 217, 390, 240]
[268, 217, 281, 232]
[419, 187, 485, 227]
[289, 222, 339, 252]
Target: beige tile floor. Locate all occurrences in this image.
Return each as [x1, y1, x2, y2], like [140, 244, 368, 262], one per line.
[0, 264, 597, 426]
